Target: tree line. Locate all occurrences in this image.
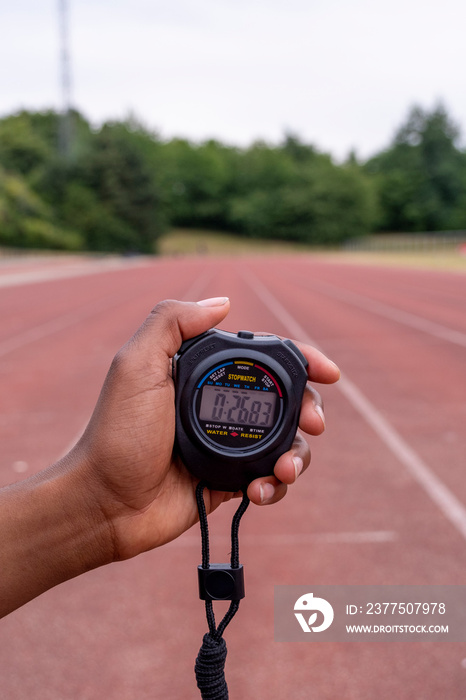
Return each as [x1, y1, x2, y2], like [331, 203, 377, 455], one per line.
[0, 104, 465, 252]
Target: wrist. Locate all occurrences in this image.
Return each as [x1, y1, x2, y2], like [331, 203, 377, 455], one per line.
[0, 452, 114, 617]
[47, 450, 117, 572]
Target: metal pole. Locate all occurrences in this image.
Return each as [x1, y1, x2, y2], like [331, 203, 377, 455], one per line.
[58, 0, 72, 158]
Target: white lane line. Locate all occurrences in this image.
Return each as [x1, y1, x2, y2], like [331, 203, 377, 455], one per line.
[170, 531, 397, 547]
[52, 273, 212, 461]
[1, 265, 212, 361]
[245, 270, 466, 543]
[0, 257, 154, 289]
[180, 270, 213, 303]
[302, 277, 466, 349]
[0, 293, 127, 359]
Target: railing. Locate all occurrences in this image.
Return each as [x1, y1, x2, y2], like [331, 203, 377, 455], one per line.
[345, 232, 466, 253]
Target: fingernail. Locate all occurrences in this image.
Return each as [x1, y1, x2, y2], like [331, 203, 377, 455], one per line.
[293, 456, 304, 480]
[260, 483, 275, 504]
[196, 297, 229, 307]
[330, 360, 341, 376]
[315, 404, 326, 429]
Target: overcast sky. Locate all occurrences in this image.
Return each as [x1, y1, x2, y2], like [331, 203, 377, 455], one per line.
[1, 0, 465, 160]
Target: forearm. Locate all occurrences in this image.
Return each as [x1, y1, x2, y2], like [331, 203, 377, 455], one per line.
[0, 454, 113, 618]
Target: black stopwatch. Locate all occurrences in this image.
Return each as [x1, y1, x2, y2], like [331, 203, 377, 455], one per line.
[174, 328, 308, 491]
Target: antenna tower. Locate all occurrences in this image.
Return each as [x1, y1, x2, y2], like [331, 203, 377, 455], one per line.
[58, 0, 73, 158]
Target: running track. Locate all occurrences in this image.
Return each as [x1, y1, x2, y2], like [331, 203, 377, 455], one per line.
[0, 253, 465, 699]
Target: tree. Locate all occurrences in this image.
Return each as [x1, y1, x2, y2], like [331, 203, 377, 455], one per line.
[0, 166, 82, 250]
[76, 122, 164, 252]
[0, 109, 380, 251]
[229, 139, 376, 244]
[0, 111, 52, 176]
[365, 104, 466, 231]
[37, 119, 166, 253]
[156, 138, 239, 231]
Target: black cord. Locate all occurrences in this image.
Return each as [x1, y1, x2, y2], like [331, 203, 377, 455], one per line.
[196, 480, 211, 570]
[194, 482, 250, 700]
[230, 493, 249, 569]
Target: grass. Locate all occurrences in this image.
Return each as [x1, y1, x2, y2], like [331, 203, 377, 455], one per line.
[2, 230, 465, 273]
[325, 250, 466, 272]
[157, 229, 466, 272]
[156, 228, 316, 256]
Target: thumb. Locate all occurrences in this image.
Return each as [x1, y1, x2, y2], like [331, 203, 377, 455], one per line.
[133, 297, 230, 360]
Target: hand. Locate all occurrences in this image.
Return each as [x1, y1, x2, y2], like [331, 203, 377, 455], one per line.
[0, 297, 340, 617]
[73, 297, 340, 561]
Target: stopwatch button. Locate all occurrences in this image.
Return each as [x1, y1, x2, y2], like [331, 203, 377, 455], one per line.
[237, 330, 254, 339]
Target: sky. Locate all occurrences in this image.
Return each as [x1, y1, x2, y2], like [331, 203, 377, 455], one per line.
[1, 0, 466, 160]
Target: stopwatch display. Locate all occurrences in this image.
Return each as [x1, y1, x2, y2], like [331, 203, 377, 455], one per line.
[194, 360, 282, 451]
[199, 384, 277, 427]
[174, 329, 308, 491]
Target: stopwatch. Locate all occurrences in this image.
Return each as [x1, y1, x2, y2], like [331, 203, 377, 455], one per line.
[174, 328, 308, 491]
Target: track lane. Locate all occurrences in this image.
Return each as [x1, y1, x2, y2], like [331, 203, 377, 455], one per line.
[287, 257, 466, 333]
[243, 262, 466, 540]
[0, 255, 465, 700]
[252, 257, 466, 506]
[0, 259, 209, 478]
[186, 258, 466, 699]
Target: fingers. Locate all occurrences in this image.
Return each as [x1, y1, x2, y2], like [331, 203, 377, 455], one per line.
[131, 297, 231, 361]
[273, 432, 311, 485]
[130, 302, 339, 385]
[253, 334, 340, 385]
[247, 432, 310, 506]
[293, 340, 340, 385]
[246, 382, 328, 506]
[299, 385, 326, 435]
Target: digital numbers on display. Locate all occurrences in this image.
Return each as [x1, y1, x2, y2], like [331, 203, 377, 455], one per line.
[199, 386, 277, 427]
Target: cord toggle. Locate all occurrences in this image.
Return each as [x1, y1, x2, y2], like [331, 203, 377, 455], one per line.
[198, 564, 245, 601]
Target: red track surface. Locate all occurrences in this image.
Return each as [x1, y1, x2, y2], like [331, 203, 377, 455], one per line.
[0, 254, 465, 699]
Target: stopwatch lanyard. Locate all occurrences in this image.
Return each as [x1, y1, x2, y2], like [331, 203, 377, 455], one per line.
[194, 481, 250, 700]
